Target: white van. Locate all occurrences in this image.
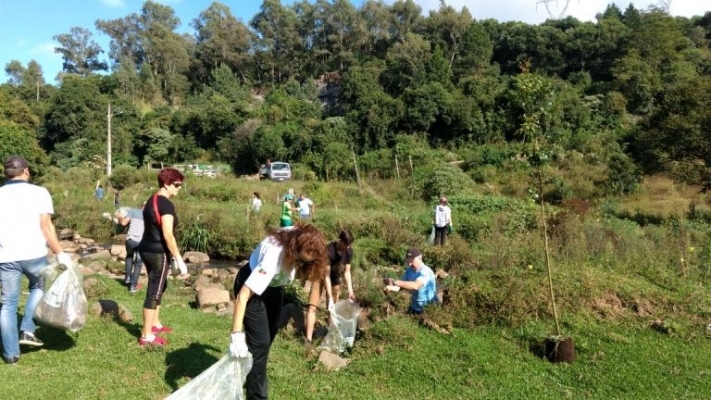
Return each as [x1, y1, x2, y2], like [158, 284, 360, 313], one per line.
[259, 162, 291, 181]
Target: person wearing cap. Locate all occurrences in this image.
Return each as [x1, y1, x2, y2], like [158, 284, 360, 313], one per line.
[383, 247, 438, 314]
[280, 194, 297, 228]
[433, 196, 452, 246]
[0, 155, 73, 365]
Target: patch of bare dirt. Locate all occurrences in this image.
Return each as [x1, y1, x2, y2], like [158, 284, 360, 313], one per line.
[592, 292, 626, 318]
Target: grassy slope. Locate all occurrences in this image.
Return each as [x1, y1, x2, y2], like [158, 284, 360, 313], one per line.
[3, 174, 710, 399]
[1, 275, 710, 400]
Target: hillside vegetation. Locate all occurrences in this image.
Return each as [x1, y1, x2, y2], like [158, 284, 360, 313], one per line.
[1, 171, 711, 399]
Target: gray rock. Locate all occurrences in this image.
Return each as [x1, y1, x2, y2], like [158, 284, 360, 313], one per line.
[317, 351, 349, 371]
[197, 288, 230, 309]
[184, 251, 210, 263]
[82, 249, 111, 261]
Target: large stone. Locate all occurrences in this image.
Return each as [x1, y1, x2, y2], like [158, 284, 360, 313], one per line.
[76, 237, 96, 246]
[110, 244, 127, 260]
[197, 288, 230, 309]
[80, 266, 95, 276]
[216, 301, 234, 317]
[82, 249, 111, 260]
[57, 228, 75, 240]
[435, 269, 450, 279]
[317, 351, 349, 371]
[60, 240, 77, 253]
[184, 251, 210, 264]
[87, 261, 106, 273]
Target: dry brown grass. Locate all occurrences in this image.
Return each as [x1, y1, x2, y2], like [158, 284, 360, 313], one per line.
[617, 175, 711, 217]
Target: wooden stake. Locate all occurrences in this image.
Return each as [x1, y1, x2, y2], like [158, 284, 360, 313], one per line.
[395, 154, 400, 180]
[352, 150, 362, 190]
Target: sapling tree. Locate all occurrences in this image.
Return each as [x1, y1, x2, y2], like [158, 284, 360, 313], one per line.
[510, 63, 562, 338]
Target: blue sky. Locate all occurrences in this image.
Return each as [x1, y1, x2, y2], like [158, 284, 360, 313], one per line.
[0, 0, 707, 83]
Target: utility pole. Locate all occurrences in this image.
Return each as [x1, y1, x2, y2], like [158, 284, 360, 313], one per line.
[107, 102, 123, 177]
[107, 102, 112, 176]
[34, 73, 41, 101]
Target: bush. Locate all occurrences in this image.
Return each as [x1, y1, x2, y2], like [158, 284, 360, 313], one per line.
[411, 163, 475, 203]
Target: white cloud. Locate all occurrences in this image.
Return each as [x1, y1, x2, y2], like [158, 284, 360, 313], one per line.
[99, 0, 126, 8]
[31, 42, 62, 61]
[409, 0, 709, 24]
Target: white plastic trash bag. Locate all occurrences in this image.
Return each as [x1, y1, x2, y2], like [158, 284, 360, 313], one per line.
[428, 226, 435, 245]
[319, 300, 360, 354]
[34, 262, 88, 332]
[166, 354, 253, 400]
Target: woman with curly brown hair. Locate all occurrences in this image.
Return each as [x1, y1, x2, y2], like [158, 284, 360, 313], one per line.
[229, 222, 329, 400]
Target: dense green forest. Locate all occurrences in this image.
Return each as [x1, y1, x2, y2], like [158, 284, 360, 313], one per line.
[2, 0, 711, 192]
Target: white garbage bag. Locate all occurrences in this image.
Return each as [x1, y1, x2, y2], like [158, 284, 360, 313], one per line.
[165, 354, 252, 400]
[34, 262, 88, 332]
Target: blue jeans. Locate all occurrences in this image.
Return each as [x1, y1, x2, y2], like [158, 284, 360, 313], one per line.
[125, 239, 142, 288]
[0, 255, 47, 359]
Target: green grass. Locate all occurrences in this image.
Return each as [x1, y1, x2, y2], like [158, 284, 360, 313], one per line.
[2, 274, 711, 400]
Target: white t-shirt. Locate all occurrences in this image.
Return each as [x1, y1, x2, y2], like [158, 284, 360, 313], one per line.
[434, 205, 451, 228]
[0, 181, 54, 262]
[252, 197, 262, 212]
[298, 197, 313, 216]
[245, 233, 296, 295]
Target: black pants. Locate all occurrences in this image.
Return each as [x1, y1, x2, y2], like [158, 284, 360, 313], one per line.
[434, 225, 448, 246]
[234, 265, 285, 400]
[139, 251, 169, 309]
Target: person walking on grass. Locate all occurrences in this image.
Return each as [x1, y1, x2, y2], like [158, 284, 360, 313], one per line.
[229, 222, 330, 400]
[252, 192, 262, 214]
[433, 197, 452, 246]
[116, 203, 145, 294]
[0, 155, 73, 365]
[305, 229, 355, 343]
[280, 194, 297, 227]
[95, 184, 104, 201]
[383, 247, 438, 314]
[297, 193, 315, 222]
[137, 168, 189, 347]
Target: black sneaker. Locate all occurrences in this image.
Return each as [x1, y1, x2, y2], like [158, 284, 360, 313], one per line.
[4, 356, 19, 365]
[19, 332, 43, 347]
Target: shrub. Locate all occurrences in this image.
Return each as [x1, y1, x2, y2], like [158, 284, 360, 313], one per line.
[411, 163, 475, 202]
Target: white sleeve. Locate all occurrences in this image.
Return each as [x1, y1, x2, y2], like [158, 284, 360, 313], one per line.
[39, 187, 54, 215]
[244, 243, 283, 295]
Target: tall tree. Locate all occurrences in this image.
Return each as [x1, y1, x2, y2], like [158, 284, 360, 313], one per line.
[192, 2, 253, 84]
[250, 0, 302, 84]
[96, 0, 190, 104]
[53, 27, 108, 76]
[424, 2, 473, 69]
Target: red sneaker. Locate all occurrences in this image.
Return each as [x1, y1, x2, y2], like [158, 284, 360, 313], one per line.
[152, 325, 173, 334]
[138, 335, 167, 346]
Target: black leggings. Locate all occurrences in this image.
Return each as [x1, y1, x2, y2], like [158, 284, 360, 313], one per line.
[234, 265, 285, 400]
[139, 251, 170, 309]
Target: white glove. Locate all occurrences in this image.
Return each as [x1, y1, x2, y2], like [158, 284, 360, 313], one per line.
[57, 252, 73, 267]
[327, 299, 336, 315]
[174, 257, 188, 275]
[229, 332, 249, 358]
